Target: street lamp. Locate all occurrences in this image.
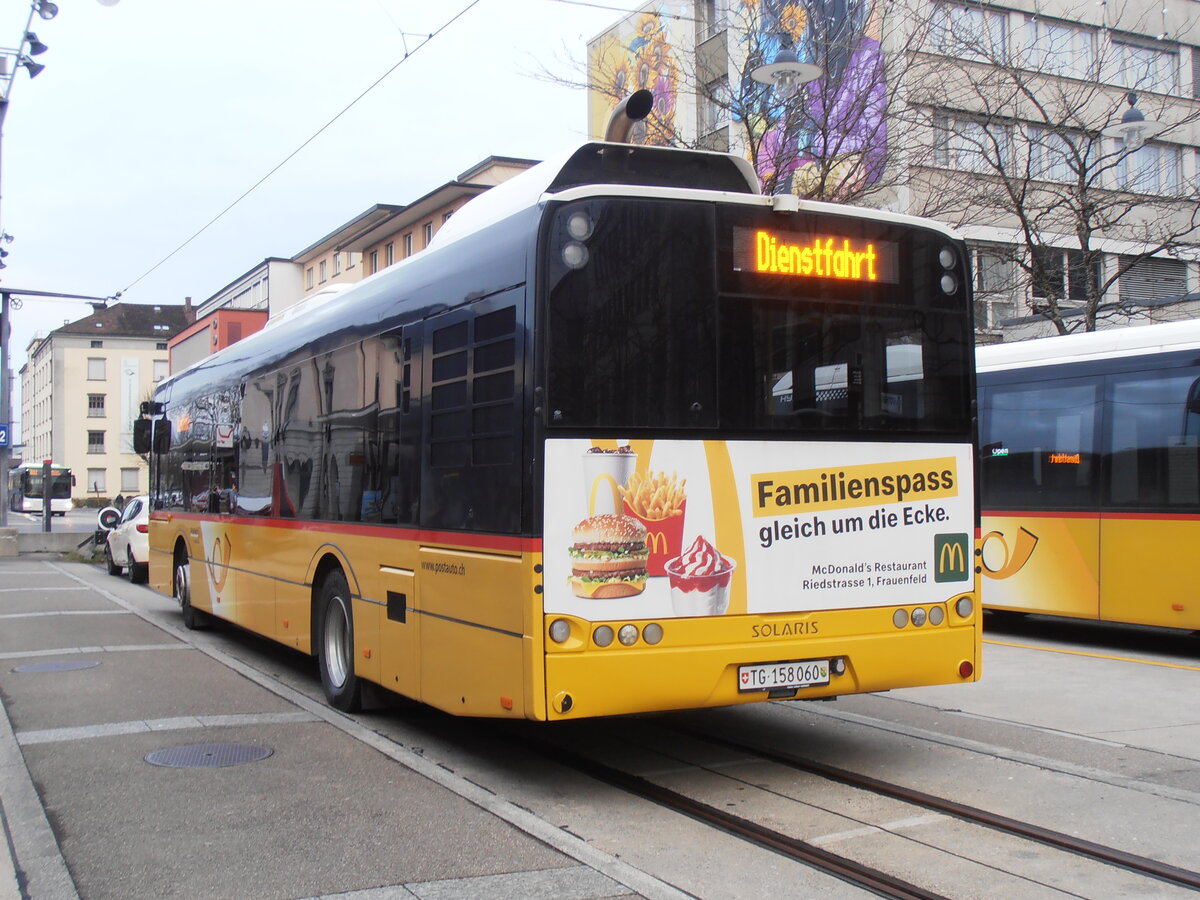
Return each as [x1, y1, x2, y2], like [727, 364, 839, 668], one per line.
[1102, 93, 1165, 151]
[0, 0, 121, 528]
[751, 33, 822, 100]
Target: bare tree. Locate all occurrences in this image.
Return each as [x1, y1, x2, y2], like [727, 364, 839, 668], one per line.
[904, 0, 1200, 333]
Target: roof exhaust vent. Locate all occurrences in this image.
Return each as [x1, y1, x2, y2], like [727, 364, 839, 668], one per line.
[603, 90, 654, 144]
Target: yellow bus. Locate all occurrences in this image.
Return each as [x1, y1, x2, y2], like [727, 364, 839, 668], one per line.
[137, 114, 980, 720]
[978, 319, 1200, 631]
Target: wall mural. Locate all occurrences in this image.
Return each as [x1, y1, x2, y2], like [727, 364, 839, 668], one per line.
[588, 1, 888, 199]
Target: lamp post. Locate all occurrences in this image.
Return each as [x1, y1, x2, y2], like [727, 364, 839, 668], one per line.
[750, 32, 822, 100]
[0, 1, 120, 528]
[1102, 92, 1165, 151]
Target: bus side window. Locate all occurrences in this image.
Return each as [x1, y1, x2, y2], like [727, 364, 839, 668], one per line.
[980, 378, 1099, 510]
[1108, 369, 1200, 508]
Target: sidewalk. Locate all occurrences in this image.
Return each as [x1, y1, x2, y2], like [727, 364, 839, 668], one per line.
[0, 556, 674, 900]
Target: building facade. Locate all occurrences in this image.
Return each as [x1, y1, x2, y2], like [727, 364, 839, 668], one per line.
[20, 303, 191, 503]
[587, 0, 1200, 341]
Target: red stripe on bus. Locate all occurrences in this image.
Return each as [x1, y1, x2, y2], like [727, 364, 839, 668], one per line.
[150, 512, 541, 553]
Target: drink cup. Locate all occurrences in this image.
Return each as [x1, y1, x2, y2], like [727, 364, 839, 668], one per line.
[582, 449, 637, 517]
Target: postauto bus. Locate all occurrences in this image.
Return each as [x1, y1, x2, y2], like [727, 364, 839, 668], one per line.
[137, 98, 980, 720]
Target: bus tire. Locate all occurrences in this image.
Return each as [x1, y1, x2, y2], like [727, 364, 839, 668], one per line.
[175, 556, 210, 630]
[318, 571, 362, 713]
[105, 543, 122, 576]
[127, 549, 148, 585]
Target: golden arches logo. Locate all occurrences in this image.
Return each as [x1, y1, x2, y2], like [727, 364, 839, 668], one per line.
[206, 534, 233, 593]
[939, 541, 965, 574]
[980, 527, 1038, 579]
[645, 530, 670, 556]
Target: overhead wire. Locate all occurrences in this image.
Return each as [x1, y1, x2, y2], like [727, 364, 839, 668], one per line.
[119, 0, 483, 297]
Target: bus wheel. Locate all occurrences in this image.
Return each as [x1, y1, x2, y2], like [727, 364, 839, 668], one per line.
[175, 557, 209, 630]
[318, 571, 362, 712]
[105, 543, 122, 576]
[127, 549, 148, 585]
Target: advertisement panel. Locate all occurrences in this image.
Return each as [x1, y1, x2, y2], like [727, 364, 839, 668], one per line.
[544, 438, 975, 620]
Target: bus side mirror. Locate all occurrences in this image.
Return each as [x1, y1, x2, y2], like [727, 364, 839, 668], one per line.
[133, 418, 172, 454]
[154, 419, 171, 453]
[133, 418, 152, 454]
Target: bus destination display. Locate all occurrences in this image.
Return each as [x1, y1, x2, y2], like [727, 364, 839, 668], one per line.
[733, 227, 899, 284]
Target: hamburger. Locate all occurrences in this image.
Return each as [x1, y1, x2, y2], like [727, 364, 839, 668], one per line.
[568, 514, 649, 599]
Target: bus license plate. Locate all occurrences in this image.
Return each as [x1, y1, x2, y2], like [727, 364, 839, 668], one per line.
[738, 659, 830, 693]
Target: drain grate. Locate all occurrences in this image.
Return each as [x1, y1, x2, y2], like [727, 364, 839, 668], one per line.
[144, 742, 274, 768]
[12, 660, 102, 673]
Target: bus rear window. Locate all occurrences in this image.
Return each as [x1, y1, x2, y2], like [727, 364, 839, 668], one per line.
[544, 199, 971, 436]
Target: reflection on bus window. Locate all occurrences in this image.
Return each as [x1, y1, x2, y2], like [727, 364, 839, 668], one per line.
[980, 379, 1099, 509]
[1108, 370, 1200, 508]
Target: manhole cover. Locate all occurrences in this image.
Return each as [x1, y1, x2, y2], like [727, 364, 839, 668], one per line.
[12, 660, 102, 673]
[144, 742, 274, 768]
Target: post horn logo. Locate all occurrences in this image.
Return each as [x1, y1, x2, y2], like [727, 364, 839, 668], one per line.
[980, 527, 1038, 579]
[206, 534, 233, 593]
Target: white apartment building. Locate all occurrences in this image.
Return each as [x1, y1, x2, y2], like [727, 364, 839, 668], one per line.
[20, 303, 191, 503]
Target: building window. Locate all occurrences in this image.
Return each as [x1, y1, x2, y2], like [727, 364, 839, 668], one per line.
[87, 358, 106, 381]
[90, 340, 103, 348]
[442, 211, 453, 224]
[1028, 127, 1095, 183]
[306, 267, 314, 289]
[1116, 142, 1183, 195]
[87, 468, 106, 493]
[1112, 40, 1178, 95]
[87, 431, 106, 454]
[403, 233, 413, 257]
[370, 250, 379, 274]
[88, 394, 106, 417]
[319, 260, 327, 283]
[121, 468, 139, 492]
[1031, 247, 1099, 306]
[931, 3, 1008, 61]
[423, 222, 433, 247]
[156, 342, 167, 350]
[1023, 18, 1096, 80]
[1118, 255, 1188, 304]
[700, 77, 729, 137]
[333, 252, 341, 276]
[932, 114, 1012, 173]
[386, 242, 395, 266]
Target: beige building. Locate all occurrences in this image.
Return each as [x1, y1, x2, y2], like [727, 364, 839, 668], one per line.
[287, 156, 537, 316]
[20, 303, 192, 503]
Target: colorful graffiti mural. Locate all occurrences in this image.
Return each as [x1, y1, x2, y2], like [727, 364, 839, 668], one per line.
[743, 0, 888, 196]
[587, 0, 889, 200]
[588, 4, 686, 144]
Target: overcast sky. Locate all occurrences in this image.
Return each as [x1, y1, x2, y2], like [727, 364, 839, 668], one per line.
[2, 0, 628, 438]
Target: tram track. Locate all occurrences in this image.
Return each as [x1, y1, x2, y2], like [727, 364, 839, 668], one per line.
[523, 733, 952, 900]
[674, 724, 1200, 893]
[504, 718, 1200, 899]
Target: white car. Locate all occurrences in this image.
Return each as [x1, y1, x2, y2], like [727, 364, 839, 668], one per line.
[100, 495, 150, 583]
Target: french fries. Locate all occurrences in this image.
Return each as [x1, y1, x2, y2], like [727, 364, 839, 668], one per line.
[620, 470, 686, 520]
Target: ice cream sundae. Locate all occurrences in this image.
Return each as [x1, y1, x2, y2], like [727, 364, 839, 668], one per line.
[664, 535, 735, 615]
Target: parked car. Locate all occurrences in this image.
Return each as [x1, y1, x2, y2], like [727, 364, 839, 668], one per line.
[100, 495, 149, 583]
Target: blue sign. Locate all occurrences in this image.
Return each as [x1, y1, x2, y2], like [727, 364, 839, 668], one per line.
[0, 422, 9, 448]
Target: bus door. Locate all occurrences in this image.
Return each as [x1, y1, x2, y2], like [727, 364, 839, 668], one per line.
[1100, 368, 1200, 629]
[979, 377, 1101, 618]
[377, 323, 423, 700]
[414, 292, 530, 716]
